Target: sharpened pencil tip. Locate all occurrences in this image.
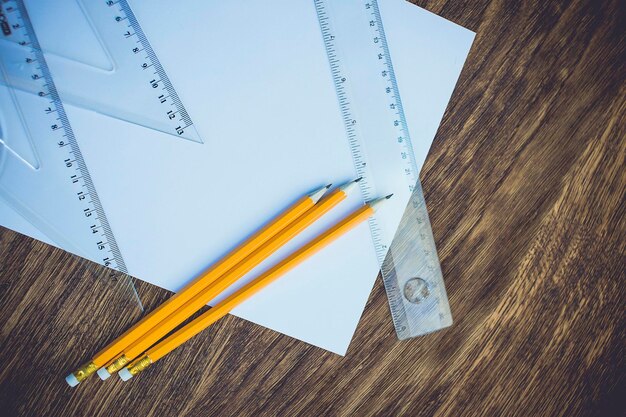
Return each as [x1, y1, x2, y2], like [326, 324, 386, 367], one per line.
[325, 183, 332, 189]
[355, 177, 363, 183]
[339, 178, 360, 195]
[369, 194, 393, 212]
[310, 184, 332, 203]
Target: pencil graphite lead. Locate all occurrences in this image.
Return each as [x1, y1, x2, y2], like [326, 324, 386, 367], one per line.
[309, 184, 332, 203]
[368, 194, 393, 212]
[338, 178, 362, 195]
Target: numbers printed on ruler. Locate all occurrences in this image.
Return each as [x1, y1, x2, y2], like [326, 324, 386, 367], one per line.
[5, 0, 129, 274]
[364, 1, 418, 192]
[315, 0, 419, 265]
[315, 0, 452, 339]
[104, 0, 196, 139]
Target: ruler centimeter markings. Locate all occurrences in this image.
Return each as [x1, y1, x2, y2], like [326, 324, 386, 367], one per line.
[103, 0, 197, 139]
[1, 0, 201, 142]
[366, 1, 419, 191]
[315, 0, 452, 339]
[365, 0, 428, 337]
[315, 0, 417, 261]
[6, 1, 135, 289]
[315, 0, 382, 267]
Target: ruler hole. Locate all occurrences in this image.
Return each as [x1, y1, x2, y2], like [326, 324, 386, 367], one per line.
[403, 278, 429, 304]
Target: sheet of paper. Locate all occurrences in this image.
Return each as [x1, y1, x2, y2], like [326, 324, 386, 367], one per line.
[0, 0, 474, 354]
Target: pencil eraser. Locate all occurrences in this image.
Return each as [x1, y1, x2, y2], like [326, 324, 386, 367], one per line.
[97, 367, 111, 380]
[65, 373, 79, 387]
[119, 368, 133, 381]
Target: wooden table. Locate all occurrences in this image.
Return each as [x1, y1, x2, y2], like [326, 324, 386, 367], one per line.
[1, 1, 623, 416]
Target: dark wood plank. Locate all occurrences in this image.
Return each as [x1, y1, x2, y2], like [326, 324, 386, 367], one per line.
[0, 0, 624, 416]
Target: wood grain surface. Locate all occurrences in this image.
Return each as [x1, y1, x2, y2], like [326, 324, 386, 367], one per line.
[1, 0, 624, 416]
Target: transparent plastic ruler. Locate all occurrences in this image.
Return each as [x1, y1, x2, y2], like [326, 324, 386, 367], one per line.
[0, 0, 200, 142]
[0, 0, 142, 308]
[314, 0, 452, 338]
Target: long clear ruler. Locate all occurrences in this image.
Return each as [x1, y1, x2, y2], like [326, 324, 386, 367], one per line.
[0, 0, 200, 142]
[0, 0, 141, 307]
[314, 0, 452, 338]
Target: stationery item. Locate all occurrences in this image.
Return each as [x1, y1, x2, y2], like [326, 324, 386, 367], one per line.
[101, 180, 360, 380]
[65, 184, 331, 386]
[0, 0, 475, 354]
[315, 0, 454, 338]
[0, 0, 139, 303]
[1, 0, 200, 141]
[119, 196, 392, 381]
[382, 182, 452, 338]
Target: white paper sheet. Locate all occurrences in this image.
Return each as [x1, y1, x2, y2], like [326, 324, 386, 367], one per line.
[0, 0, 474, 354]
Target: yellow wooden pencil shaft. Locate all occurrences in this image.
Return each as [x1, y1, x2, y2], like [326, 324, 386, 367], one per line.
[70, 190, 318, 381]
[135, 203, 374, 367]
[119, 188, 349, 362]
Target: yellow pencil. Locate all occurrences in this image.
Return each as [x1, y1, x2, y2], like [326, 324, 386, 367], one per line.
[119, 195, 391, 381]
[66, 184, 331, 386]
[104, 179, 361, 377]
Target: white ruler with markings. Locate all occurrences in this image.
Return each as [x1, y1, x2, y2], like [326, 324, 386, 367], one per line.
[0, 0, 200, 142]
[0, 0, 201, 307]
[314, 0, 452, 338]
